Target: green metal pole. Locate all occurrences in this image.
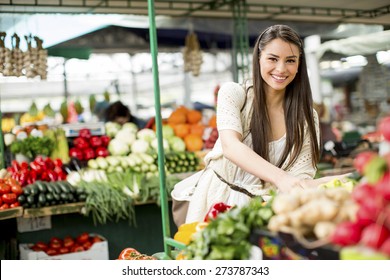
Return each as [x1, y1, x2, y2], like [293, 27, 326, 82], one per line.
[147, 0, 172, 259]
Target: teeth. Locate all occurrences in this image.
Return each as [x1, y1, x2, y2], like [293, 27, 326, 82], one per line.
[272, 75, 287, 80]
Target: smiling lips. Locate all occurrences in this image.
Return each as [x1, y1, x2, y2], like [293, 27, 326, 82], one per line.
[271, 74, 287, 82]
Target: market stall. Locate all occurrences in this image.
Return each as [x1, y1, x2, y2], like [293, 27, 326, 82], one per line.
[0, 0, 389, 261]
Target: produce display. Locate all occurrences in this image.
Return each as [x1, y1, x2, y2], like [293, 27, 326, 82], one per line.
[117, 248, 157, 260]
[7, 157, 67, 187]
[0, 177, 23, 210]
[28, 232, 103, 256]
[181, 198, 274, 260]
[17, 180, 87, 209]
[68, 128, 110, 161]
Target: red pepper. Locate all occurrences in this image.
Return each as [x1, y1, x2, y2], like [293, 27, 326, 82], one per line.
[69, 148, 84, 161]
[89, 136, 103, 148]
[11, 160, 20, 172]
[44, 157, 55, 170]
[204, 202, 232, 222]
[53, 159, 63, 167]
[83, 148, 96, 161]
[95, 146, 109, 157]
[78, 128, 91, 139]
[19, 161, 29, 171]
[34, 156, 46, 167]
[100, 135, 110, 147]
[30, 161, 43, 173]
[29, 170, 37, 182]
[73, 137, 90, 149]
[46, 170, 58, 182]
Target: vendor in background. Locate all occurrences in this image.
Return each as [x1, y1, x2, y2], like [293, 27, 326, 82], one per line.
[104, 101, 146, 129]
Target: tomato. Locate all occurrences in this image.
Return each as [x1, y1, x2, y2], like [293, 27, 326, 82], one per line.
[10, 202, 20, 208]
[45, 248, 58, 256]
[63, 236, 75, 248]
[82, 241, 93, 251]
[0, 204, 9, 210]
[49, 237, 63, 249]
[117, 248, 140, 260]
[30, 245, 43, 252]
[34, 241, 49, 251]
[71, 245, 85, 253]
[0, 183, 11, 195]
[76, 232, 90, 244]
[2, 193, 17, 204]
[11, 184, 23, 195]
[90, 236, 103, 244]
[58, 247, 70, 255]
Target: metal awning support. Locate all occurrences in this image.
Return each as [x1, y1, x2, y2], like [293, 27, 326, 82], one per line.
[147, 0, 186, 260]
[232, 0, 250, 83]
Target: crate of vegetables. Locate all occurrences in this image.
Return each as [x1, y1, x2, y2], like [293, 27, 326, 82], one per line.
[19, 233, 109, 260]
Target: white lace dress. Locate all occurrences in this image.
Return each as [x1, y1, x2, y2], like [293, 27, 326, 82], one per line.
[179, 82, 320, 223]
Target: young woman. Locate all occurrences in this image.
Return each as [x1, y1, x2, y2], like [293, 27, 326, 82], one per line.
[172, 25, 331, 225]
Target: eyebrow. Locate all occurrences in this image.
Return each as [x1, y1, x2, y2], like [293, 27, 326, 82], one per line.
[267, 53, 298, 59]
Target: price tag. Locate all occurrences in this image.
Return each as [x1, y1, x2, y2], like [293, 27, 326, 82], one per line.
[17, 216, 52, 233]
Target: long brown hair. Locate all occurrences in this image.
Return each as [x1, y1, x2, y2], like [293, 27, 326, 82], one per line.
[250, 24, 320, 169]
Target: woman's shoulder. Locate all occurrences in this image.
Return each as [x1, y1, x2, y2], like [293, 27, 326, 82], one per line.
[219, 82, 248, 103]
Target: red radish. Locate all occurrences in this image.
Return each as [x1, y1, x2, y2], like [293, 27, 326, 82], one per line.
[376, 172, 390, 201]
[361, 224, 390, 249]
[351, 182, 375, 204]
[356, 206, 375, 227]
[379, 237, 390, 256]
[331, 221, 362, 246]
[378, 116, 390, 141]
[353, 151, 377, 174]
[356, 187, 385, 224]
[383, 205, 390, 231]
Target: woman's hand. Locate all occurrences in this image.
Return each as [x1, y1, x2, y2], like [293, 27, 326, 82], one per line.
[293, 173, 353, 190]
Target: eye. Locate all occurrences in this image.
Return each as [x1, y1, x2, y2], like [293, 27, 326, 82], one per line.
[268, 57, 277, 62]
[286, 59, 297, 63]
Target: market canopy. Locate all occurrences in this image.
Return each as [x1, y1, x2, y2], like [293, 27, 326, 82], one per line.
[317, 29, 390, 58]
[0, 0, 389, 26]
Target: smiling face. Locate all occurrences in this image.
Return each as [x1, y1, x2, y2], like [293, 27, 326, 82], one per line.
[259, 38, 300, 94]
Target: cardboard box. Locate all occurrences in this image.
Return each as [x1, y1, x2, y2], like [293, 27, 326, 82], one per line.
[19, 234, 109, 260]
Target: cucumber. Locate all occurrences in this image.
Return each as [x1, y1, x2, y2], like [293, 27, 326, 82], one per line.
[36, 181, 48, 193]
[57, 181, 70, 193]
[17, 194, 27, 206]
[51, 182, 62, 194]
[38, 193, 46, 205]
[29, 184, 39, 196]
[45, 193, 54, 202]
[60, 193, 69, 201]
[26, 195, 36, 206]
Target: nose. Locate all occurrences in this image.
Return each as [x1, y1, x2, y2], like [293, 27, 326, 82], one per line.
[275, 61, 287, 73]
